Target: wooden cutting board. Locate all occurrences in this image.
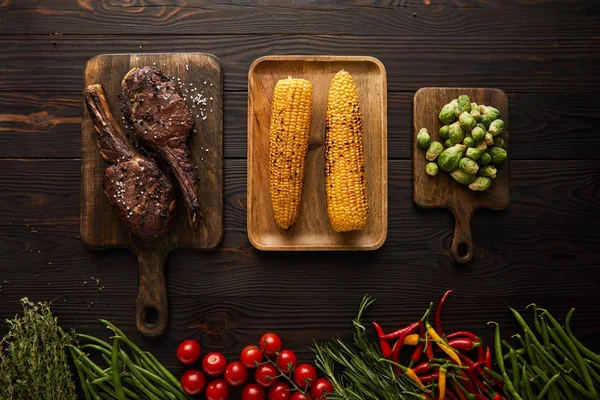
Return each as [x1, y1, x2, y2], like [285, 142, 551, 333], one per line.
[413, 88, 510, 264]
[81, 53, 223, 337]
[248, 55, 388, 250]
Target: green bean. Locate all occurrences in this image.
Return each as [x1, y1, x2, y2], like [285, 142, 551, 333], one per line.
[537, 373, 560, 399]
[562, 374, 596, 399]
[134, 362, 187, 400]
[584, 359, 600, 382]
[86, 380, 104, 400]
[522, 364, 536, 400]
[90, 376, 113, 385]
[489, 321, 523, 400]
[528, 304, 542, 335]
[510, 347, 521, 390]
[145, 352, 185, 391]
[111, 339, 126, 400]
[66, 344, 93, 400]
[539, 308, 597, 398]
[129, 374, 163, 400]
[78, 333, 113, 349]
[539, 316, 551, 350]
[120, 349, 169, 400]
[565, 309, 600, 364]
[548, 341, 581, 375]
[139, 352, 171, 382]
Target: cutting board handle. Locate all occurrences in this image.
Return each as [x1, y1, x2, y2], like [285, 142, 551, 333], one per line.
[133, 243, 169, 337]
[451, 209, 473, 263]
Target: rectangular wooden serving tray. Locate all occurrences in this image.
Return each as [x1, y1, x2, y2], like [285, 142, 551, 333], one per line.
[247, 55, 387, 251]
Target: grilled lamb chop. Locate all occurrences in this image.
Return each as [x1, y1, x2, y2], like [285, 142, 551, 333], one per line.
[85, 84, 176, 240]
[120, 66, 200, 225]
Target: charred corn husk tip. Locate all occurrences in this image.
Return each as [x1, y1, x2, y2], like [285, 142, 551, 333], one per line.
[325, 70, 369, 232]
[269, 77, 313, 229]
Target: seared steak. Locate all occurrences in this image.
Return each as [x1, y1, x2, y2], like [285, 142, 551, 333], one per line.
[85, 84, 176, 240]
[120, 66, 200, 225]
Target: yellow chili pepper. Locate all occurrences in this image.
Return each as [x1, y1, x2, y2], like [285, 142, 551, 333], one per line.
[405, 367, 430, 393]
[425, 322, 462, 366]
[439, 367, 447, 400]
[404, 333, 419, 346]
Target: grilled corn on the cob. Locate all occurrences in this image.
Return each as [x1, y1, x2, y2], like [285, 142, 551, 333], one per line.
[325, 70, 369, 232]
[269, 77, 313, 229]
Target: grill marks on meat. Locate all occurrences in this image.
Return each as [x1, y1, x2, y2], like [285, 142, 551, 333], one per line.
[85, 84, 176, 240]
[120, 66, 200, 225]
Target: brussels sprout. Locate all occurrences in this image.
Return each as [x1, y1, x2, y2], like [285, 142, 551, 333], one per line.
[466, 147, 482, 161]
[484, 132, 494, 145]
[459, 157, 479, 175]
[476, 140, 488, 151]
[417, 128, 431, 149]
[479, 165, 497, 179]
[469, 176, 493, 191]
[455, 95, 471, 117]
[450, 169, 477, 185]
[459, 111, 477, 132]
[426, 141, 444, 161]
[478, 152, 492, 166]
[488, 147, 507, 164]
[489, 119, 505, 136]
[439, 100, 458, 124]
[448, 121, 465, 145]
[437, 144, 466, 172]
[426, 162, 439, 176]
[480, 106, 500, 129]
[463, 137, 475, 148]
[493, 137, 505, 148]
[471, 126, 486, 142]
[439, 125, 450, 140]
[470, 102, 481, 121]
[445, 138, 455, 148]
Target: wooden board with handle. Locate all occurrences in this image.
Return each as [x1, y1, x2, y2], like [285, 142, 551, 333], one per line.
[81, 53, 223, 337]
[248, 55, 388, 251]
[413, 87, 510, 264]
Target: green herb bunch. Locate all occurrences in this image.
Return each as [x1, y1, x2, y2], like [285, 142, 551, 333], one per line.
[312, 295, 423, 400]
[0, 297, 77, 400]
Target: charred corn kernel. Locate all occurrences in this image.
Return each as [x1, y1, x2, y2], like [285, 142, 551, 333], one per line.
[325, 70, 369, 232]
[269, 77, 313, 229]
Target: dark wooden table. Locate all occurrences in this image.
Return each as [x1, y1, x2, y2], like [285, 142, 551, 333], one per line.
[1, 1, 599, 397]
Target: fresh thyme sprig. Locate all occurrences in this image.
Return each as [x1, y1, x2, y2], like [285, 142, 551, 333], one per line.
[312, 295, 424, 400]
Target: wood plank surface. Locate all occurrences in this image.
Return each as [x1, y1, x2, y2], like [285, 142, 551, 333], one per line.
[1, 1, 600, 396]
[2, 1, 598, 37]
[248, 56, 387, 250]
[2, 91, 599, 160]
[1, 36, 599, 93]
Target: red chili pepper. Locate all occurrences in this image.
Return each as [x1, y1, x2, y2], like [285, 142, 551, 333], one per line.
[483, 346, 492, 380]
[492, 393, 502, 400]
[372, 322, 392, 358]
[458, 353, 475, 367]
[439, 337, 480, 351]
[477, 342, 484, 362]
[467, 369, 489, 394]
[469, 360, 486, 374]
[411, 361, 431, 375]
[446, 389, 460, 400]
[458, 371, 477, 393]
[474, 395, 488, 400]
[417, 371, 439, 383]
[379, 322, 419, 340]
[435, 290, 452, 335]
[391, 322, 420, 374]
[446, 331, 479, 341]
[410, 321, 426, 365]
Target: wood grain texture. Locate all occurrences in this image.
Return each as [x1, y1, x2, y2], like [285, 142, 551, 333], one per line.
[414, 88, 509, 263]
[1, 1, 598, 37]
[81, 53, 223, 336]
[1, 36, 599, 93]
[248, 56, 387, 250]
[2, 91, 600, 160]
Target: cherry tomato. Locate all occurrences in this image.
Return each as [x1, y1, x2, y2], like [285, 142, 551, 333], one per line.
[203, 352, 227, 377]
[291, 392, 311, 400]
[268, 382, 292, 400]
[293, 364, 316, 389]
[276, 350, 298, 373]
[205, 379, 229, 400]
[243, 384, 266, 400]
[180, 369, 206, 396]
[255, 363, 279, 388]
[259, 333, 282, 357]
[241, 345, 264, 369]
[310, 378, 334, 400]
[176, 339, 202, 365]
[224, 361, 248, 386]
